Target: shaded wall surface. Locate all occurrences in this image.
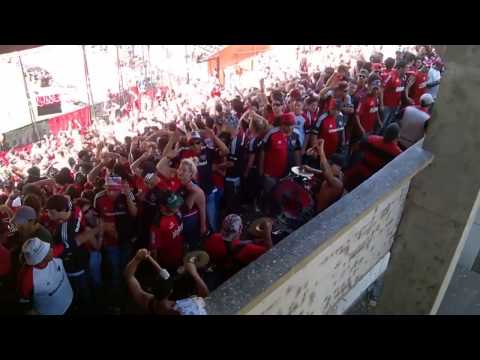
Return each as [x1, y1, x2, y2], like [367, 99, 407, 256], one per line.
[205, 144, 433, 315]
[377, 45, 480, 315]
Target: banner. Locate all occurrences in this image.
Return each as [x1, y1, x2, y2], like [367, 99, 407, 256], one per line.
[47, 106, 91, 136]
[36, 94, 62, 116]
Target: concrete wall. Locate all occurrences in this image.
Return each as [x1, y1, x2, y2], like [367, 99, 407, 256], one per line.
[376, 45, 480, 315]
[205, 144, 433, 315]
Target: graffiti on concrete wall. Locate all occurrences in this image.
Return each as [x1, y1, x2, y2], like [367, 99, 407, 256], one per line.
[244, 182, 410, 315]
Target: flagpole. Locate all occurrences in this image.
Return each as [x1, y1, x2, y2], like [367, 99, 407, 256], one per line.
[18, 55, 39, 142]
[81, 45, 95, 123]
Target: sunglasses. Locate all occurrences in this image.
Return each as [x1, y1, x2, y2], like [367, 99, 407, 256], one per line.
[192, 141, 202, 146]
[358, 75, 366, 79]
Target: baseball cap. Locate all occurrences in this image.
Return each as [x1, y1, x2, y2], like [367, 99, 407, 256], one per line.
[158, 190, 183, 210]
[188, 131, 203, 145]
[11, 206, 37, 225]
[420, 93, 435, 106]
[358, 69, 369, 78]
[22, 237, 51, 266]
[144, 173, 158, 186]
[225, 113, 240, 129]
[221, 214, 242, 242]
[280, 112, 295, 126]
[105, 176, 122, 190]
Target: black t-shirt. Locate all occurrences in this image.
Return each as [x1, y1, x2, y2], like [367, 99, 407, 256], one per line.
[177, 146, 217, 195]
[142, 187, 162, 227]
[247, 135, 263, 169]
[54, 209, 89, 274]
[225, 133, 247, 179]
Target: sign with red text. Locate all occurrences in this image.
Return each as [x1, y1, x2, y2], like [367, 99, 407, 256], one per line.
[36, 94, 62, 116]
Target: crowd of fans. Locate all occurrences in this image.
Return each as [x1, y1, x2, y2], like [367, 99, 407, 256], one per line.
[0, 45, 444, 315]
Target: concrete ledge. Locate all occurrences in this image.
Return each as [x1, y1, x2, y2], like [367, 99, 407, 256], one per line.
[205, 143, 434, 315]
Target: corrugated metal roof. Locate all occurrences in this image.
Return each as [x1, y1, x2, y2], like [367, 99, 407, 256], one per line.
[195, 45, 226, 62]
[0, 45, 43, 55]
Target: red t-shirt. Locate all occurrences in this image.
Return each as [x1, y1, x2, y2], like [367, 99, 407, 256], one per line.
[263, 129, 301, 178]
[132, 175, 148, 195]
[380, 69, 391, 83]
[157, 174, 182, 193]
[383, 69, 404, 108]
[362, 135, 402, 175]
[93, 191, 132, 247]
[356, 94, 379, 134]
[150, 214, 184, 269]
[203, 233, 267, 269]
[410, 71, 428, 105]
[318, 115, 340, 159]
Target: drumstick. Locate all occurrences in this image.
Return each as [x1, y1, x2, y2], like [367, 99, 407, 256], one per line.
[146, 255, 170, 280]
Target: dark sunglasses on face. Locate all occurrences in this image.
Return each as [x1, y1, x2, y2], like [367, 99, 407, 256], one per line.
[358, 75, 366, 79]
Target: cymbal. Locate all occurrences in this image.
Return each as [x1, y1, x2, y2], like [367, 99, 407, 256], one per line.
[247, 217, 274, 238]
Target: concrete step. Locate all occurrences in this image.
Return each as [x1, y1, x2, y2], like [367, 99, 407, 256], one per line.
[438, 265, 480, 315]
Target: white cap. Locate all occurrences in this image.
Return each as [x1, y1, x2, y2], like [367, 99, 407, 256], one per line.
[420, 93, 434, 106]
[12, 196, 22, 208]
[22, 237, 51, 266]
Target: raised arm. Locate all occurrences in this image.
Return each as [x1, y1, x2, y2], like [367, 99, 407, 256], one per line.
[131, 148, 152, 174]
[317, 140, 343, 190]
[203, 128, 228, 155]
[87, 160, 106, 184]
[124, 249, 153, 311]
[184, 261, 209, 298]
[122, 182, 138, 217]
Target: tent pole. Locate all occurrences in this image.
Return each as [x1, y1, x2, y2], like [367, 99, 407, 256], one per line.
[18, 55, 39, 142]
[82, 45, 95, 123]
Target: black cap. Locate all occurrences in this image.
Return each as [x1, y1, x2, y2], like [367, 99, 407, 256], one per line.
[384, 123, 400, 142]
[27, 167, 40, 177]
[395, 60, 407, 69]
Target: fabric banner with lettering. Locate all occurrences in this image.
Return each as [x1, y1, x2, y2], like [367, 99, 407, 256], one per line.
[47, 106, 91, 136]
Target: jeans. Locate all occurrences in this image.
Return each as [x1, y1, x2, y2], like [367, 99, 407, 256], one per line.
[224, 177, 241, 214]
[68, 272, 93, 314]
[262, 175, 280, 215]
[183, 213, 201, 251]
[382, 106, 398, 132]
[89, 250, 102, 289]
[206, 188, 219, 232]
[105, 245, 122, 290]
[214, 189, 224, 228]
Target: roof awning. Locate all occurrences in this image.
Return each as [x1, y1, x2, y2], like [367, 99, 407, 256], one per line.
[0, 45, 43, 55]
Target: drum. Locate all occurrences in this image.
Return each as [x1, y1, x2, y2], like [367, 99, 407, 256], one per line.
[289, 166, 315, 191]
[272, 178, 314, 221]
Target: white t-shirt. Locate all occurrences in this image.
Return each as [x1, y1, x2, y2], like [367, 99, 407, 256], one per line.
[399, 106, 430, 148]
[427, 68, 441, 100]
